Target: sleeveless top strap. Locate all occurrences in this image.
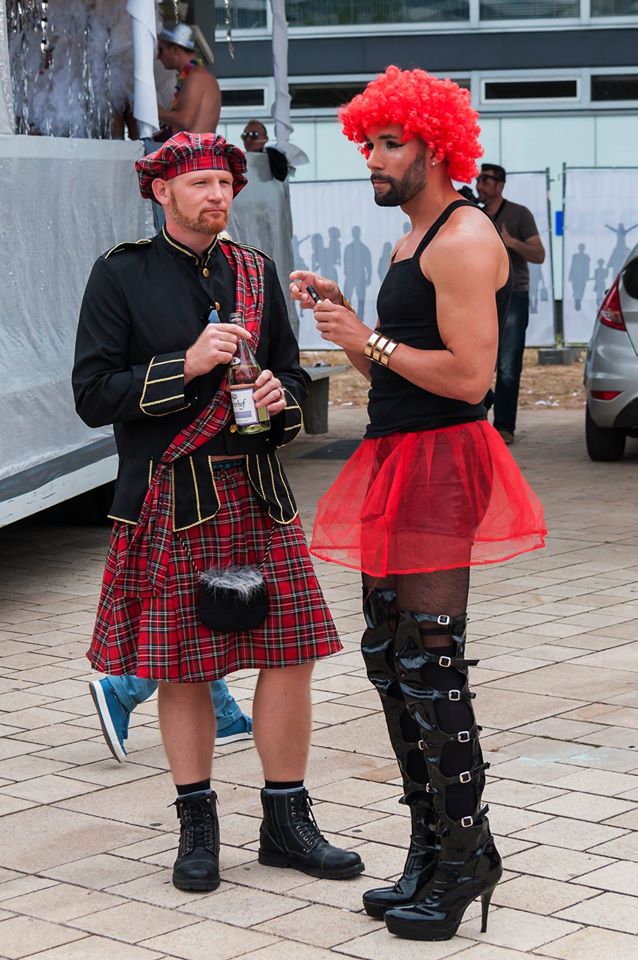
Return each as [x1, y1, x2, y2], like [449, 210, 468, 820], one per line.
[413, 199, 477, 259]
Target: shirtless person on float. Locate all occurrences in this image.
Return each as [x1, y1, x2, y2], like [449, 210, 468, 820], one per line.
[157, 23, 221, 135]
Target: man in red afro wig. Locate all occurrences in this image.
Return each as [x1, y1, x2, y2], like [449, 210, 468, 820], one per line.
[289, 64, 546, 945]
[340, 65, 482, 184]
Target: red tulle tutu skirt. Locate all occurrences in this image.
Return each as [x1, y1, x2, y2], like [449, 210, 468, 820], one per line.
[311, 421, 546, 577]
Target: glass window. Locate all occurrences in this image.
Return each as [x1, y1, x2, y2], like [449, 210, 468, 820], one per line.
[221, 88, 267, 107]
[591, 74, 638, 100]
[215, 0, 268, 30]
[290, 82, 367, 109]
[480, 1, 579, 17]
[483, 79, 579, 100]
[290, 77, 470, 109]
[591, 0, 638, 13]
[285, 1, 469, 27]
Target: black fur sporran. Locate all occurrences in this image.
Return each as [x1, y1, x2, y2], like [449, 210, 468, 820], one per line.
[198, 564, 268, 632]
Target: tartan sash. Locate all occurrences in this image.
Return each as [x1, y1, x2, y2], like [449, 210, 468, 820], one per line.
[116, 241, 266, 595]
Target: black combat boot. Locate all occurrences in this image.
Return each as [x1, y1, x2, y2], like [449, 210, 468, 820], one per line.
[360, 588, 438, 918]
[172, 789, 220, 892]
[258, 787, 364, 879]
[384, 610, 501, 941]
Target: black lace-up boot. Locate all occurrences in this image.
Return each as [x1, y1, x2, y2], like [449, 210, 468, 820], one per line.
[360, 588, 438, 918]
[172, 789, 220, 892]
[384, 610, 502, 941]
[258, 787, 364, 879]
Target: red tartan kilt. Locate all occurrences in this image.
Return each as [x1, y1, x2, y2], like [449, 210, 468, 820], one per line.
[88, 464, 341, 681]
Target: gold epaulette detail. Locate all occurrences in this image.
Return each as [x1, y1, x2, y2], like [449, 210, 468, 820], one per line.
[104, 238, 152, 260]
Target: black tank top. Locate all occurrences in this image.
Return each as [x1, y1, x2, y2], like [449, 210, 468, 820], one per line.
[365, 199, 512, 438]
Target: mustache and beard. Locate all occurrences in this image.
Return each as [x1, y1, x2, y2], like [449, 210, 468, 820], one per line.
[371, 151, 427, 207]
[168, 194, 229, 235]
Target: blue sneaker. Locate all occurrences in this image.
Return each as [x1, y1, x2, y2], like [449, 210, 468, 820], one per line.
[216, 714, 253, 746]
[89, 679, 130, 762]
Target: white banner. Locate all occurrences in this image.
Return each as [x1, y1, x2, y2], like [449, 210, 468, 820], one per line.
[506, 171, 554, 347]
[290, 180, 404, 348]
[291, 172, 554, 349]
[563, 167, 638, 343]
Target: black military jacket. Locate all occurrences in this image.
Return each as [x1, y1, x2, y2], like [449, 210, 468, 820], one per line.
[73, 230, 309, 526]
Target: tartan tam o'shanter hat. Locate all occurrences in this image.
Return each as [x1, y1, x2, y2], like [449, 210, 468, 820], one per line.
[135, 132, 248, 202]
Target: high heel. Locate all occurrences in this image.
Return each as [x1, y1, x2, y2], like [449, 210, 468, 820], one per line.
[481, 884, 496, 933]
[384, 816, 502, 940]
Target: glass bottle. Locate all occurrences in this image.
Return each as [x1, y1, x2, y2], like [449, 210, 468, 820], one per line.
[227, 312, 270, 435]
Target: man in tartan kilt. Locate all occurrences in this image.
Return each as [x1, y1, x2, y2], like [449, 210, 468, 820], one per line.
[73, 132, 363, 892]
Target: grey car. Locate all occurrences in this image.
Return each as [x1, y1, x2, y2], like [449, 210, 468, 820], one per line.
[584, 245, 638, 461]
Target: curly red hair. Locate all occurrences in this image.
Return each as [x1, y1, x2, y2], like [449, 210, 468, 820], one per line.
[339, 65, 482, 184]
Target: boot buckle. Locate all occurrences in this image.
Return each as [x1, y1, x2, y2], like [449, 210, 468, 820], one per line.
[437, 615, 451, 625]
[461, 815, 474, 828]
[457, 730, 471, 743]
[438, 655, 452, 668]
[448, 690, 461, 701]
[459, 771, 472, 784]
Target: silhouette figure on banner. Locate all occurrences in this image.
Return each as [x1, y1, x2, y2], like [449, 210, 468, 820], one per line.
[569, 243, 590, 311]
[529, 263, 548, 315]
[378, 241, 393, 281]
[343, 226, 372, 317]
[605, 222, 638, 276]
[328, 226, 342, 273]
[292, 234, 310, 272]
[311, 234, 338, 282]
[312, 233, 339, 282]
[593, 259, 609, 307]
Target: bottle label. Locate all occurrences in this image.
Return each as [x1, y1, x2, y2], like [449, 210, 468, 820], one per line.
[230, 385, 259, 426]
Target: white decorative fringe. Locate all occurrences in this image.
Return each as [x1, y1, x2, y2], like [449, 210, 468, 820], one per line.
[200, 565, 265, 600]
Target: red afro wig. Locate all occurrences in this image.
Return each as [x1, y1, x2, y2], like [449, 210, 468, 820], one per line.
[339, 65, 482, 184]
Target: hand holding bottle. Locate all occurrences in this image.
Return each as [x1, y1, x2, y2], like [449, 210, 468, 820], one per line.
[184, 322, 251, 383]
[253, 370, 287, 415]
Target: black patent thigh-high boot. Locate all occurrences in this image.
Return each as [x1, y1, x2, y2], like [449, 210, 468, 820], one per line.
[360, 588, 438, 919]
[384, 611, 502, 941]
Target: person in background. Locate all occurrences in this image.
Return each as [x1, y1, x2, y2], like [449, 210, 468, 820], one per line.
[89, 674, 252, 763]
[156, 23, 220, 135]
[241, 119, 289, 181]
[476, 163, 545, 445]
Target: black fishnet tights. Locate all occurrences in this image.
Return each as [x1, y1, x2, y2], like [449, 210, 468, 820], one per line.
[363, 569, 478, 820]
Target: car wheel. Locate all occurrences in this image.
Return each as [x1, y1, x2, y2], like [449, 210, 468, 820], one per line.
[586, 406, 626, 461]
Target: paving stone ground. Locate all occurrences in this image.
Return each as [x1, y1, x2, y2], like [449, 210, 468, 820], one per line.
[0, 407, 636, 960]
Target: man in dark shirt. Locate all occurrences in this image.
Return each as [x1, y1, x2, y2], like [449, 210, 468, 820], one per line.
[477, 163, 545, 444]
[73, 132, 363, 896]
